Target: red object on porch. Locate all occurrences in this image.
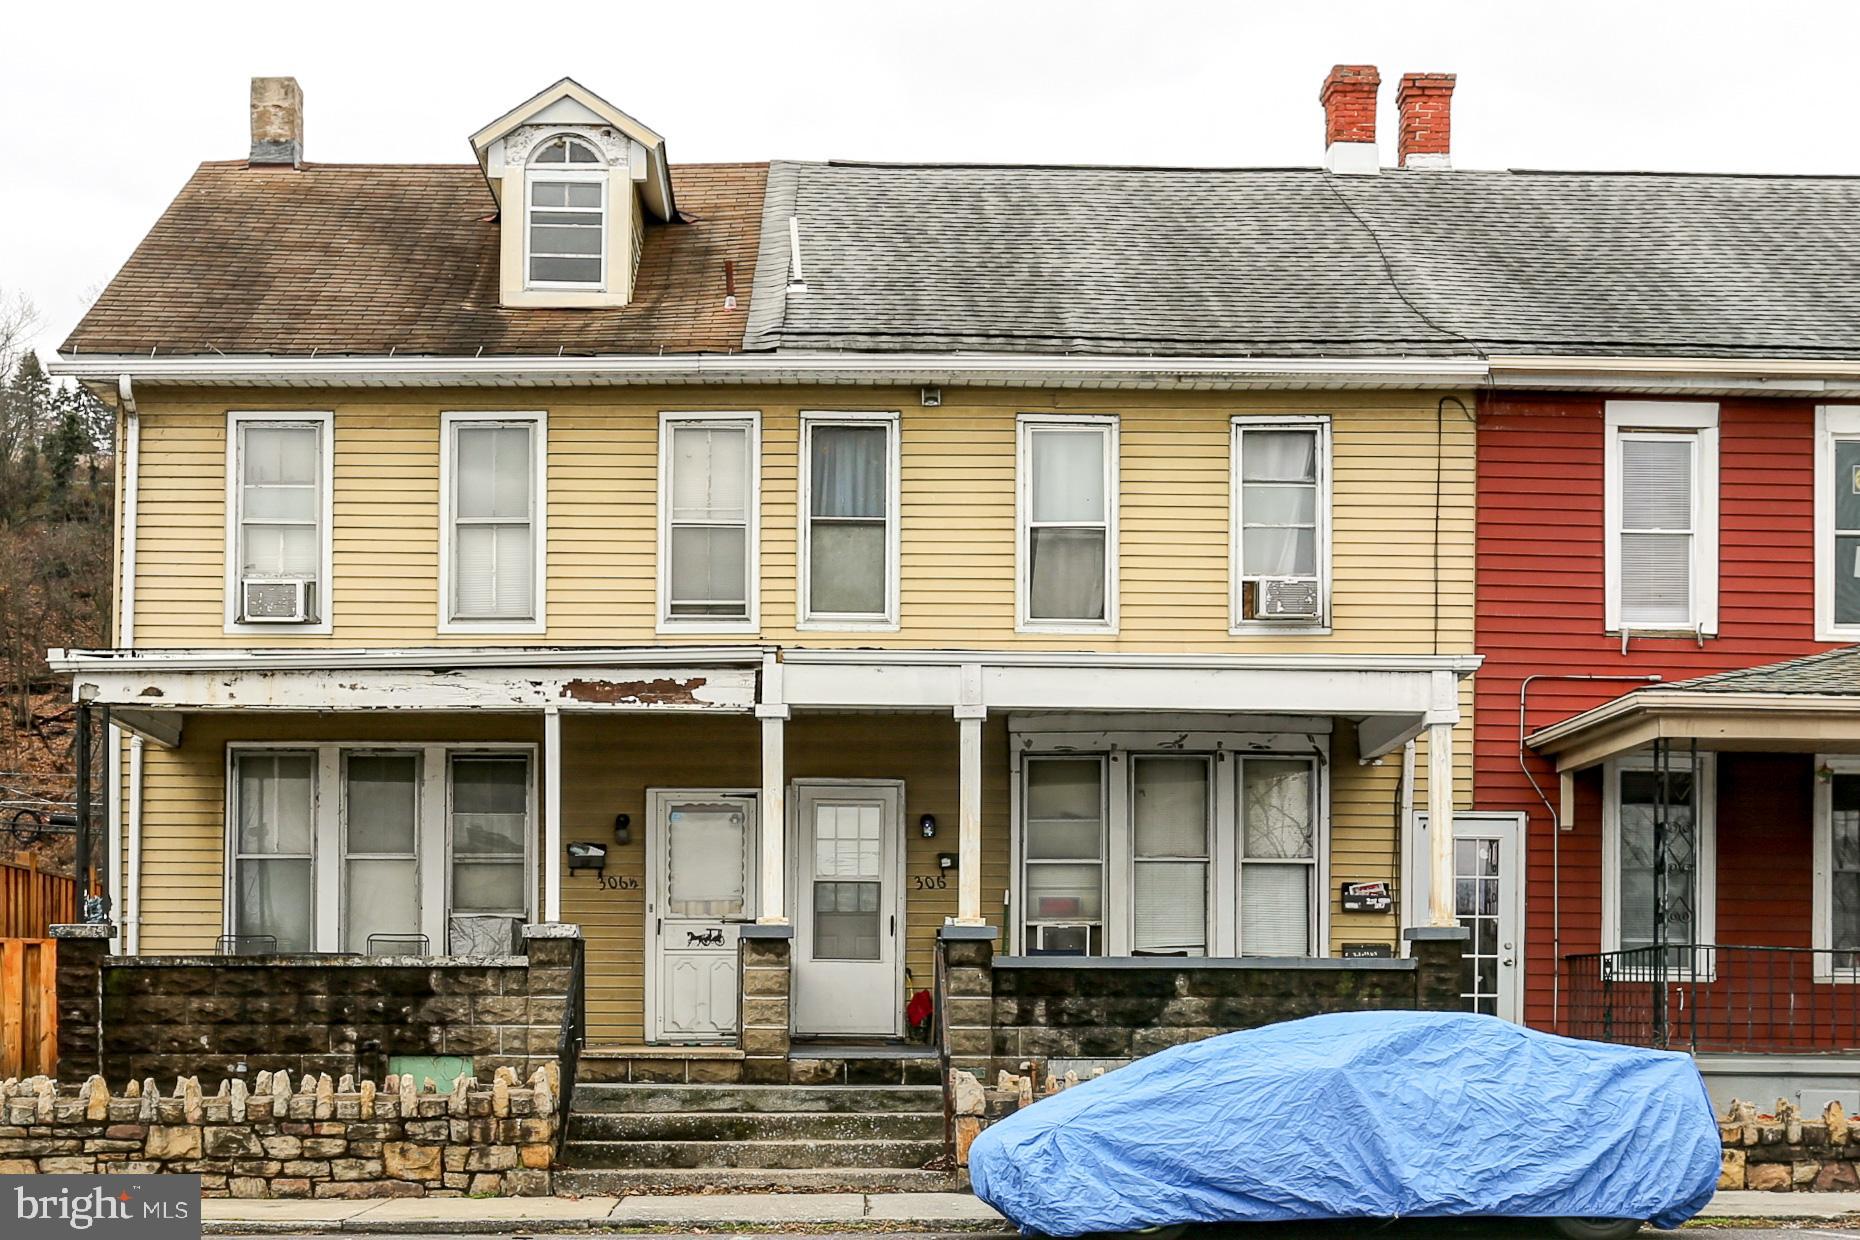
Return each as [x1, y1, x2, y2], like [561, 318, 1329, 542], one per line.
[1473, 392, 1841, 1037]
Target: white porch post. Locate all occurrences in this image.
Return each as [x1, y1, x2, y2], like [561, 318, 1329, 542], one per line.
[1426, 719, 1456, 927]
[758, 710, 788, 923]
[543, 706, 562, 922]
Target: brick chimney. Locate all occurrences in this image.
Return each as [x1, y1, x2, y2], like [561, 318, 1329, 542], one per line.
[249, 77, 304, 167]
[1397, 73, 1456, 169]
[1319, 65, 1380, 175]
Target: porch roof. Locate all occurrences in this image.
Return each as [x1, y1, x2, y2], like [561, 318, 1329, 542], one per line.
[1527, 646, 1860, 771]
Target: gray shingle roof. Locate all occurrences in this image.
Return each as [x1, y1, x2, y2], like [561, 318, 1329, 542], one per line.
[748, 161, 1860, 360]
[1664, 647, 1860, 695]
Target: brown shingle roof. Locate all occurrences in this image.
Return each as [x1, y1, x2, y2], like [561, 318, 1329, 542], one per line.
[62, 161, 766, 358]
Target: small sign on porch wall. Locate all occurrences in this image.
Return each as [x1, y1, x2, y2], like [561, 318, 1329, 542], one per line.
[1340, 942, 1395, 959]
[1340, 881, 1392, 913]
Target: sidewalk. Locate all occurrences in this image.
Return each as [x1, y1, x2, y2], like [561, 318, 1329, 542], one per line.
[202, 1192, 1008, 1233]
[201, 1188, 1860, 1233]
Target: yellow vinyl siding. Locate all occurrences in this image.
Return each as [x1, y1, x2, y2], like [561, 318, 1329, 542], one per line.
[117, 386, 1474, 655]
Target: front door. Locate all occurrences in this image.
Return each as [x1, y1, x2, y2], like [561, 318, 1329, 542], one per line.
[646, 790, 758, 1044]
[791, 782, 905, 1037]
[1410, 811, 1525, 1022]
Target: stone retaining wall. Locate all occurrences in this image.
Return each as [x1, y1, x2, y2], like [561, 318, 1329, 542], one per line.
[0, 1067, 558, 1198]
[1719, 1098, 1860, 1192]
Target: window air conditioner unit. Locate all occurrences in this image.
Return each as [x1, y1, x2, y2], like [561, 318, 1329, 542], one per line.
[241, 577, 315, 623]
[1027, 923, 1094, 956]
[1256, 576, 1321, 621]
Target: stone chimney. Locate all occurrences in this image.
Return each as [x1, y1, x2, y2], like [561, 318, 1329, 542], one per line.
[1319, 65, 1380, 175]
[1397, 73, 1456, 169]
[249, 77, 304, 167]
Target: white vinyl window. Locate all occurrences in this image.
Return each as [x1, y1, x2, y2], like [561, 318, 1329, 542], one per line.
[1815, 408, 1860, 640]
[1601, 751, 1717, 971]
[1018, 416, 1117, 630]
[1237, 757, 1319, 957]
[442, 413, 545, 631]
[1131, 756, 1211, 956]
[1021, 756, 1106, 956]
[1604, 402, 1719, 634]
[1233, 418, 1330, 629]
[800, 414, 898, 628]
[227, 743, 535, 955]
[526, 135, 606, 289]
[1814, 757, 1860, 979]
[226, 413, 332, 631]
[660, 414, 758, 630]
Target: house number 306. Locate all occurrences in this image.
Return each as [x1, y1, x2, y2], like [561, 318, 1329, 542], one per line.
[599, 875, 641, 890]
[912, 874, 949, 890]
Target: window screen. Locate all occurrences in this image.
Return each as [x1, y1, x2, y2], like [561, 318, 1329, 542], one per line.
[451, 422, 536, 621]
[667, 423, 751, 619]
[806, 423, 890, 618]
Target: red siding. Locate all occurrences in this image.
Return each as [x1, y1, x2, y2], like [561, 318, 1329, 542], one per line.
[1473, 392, 1838, 1034]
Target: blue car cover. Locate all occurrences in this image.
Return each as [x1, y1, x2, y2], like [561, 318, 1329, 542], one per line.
[969, 1010, 1720, 1235]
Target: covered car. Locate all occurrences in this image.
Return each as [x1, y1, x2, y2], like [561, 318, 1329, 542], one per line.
[969, 1010, 1719, 1237]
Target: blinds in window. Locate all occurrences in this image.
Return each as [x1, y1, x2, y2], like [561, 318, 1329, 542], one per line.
[451, 424, 534, 621]
[1619, 435, 1694, 627]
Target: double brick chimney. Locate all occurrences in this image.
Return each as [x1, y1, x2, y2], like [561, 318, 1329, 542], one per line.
[1320, 64, 1457, 174]
[249, 76, 304, 168]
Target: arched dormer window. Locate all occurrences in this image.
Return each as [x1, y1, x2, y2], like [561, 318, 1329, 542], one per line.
[526, 134, 606, 288]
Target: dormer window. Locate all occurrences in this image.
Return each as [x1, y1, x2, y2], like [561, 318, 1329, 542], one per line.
[526, 136, 606, 289]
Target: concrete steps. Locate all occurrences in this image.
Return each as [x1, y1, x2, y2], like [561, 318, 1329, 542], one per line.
[552, 1167, 961, 1193]
[563, 1078, 951, 1184]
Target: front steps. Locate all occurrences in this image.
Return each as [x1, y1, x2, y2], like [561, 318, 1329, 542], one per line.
[558, 1077, 954, 1193]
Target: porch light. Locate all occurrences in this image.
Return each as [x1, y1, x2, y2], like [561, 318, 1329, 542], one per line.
[614, 813, 632, 845]
[920, 813, 937, 839]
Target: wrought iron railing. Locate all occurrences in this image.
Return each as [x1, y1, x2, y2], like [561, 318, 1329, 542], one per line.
[1566, 944, 1860, 1054]
[554, 938, 586, 1158]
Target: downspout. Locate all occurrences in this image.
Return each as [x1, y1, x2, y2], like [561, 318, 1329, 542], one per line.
[1519, 673, 1661, 1033]
[126, 737, 143, 954]
[116, 375, 140, 952]
[117, 375, 138, 649]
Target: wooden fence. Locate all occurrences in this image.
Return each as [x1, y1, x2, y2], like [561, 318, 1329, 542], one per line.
[0, 854, 76, 938]
[0, 938, 56, 1077]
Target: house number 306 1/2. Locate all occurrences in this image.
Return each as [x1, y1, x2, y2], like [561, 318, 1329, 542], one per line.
[912, 874, 948, 890]
[599, 875, 641, 890]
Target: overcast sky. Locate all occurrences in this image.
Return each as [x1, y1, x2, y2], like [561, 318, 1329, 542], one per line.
[3, 0, 1855, 359]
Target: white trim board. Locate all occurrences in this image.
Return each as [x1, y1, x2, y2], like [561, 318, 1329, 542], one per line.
[1815, 406, 1860, 642]
[1015, 414, 1119, 635]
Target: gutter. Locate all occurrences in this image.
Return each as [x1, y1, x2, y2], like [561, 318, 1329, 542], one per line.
[49, 644, 775, 674]
[49, 353, 1490, 390]
[1488, 355, 1860, 397]
[780, 648, 1484, 674]
[1526, 689, 1860, 752]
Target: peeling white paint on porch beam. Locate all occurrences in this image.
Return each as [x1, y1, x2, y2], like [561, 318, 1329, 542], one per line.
[67, 665, 759, 720]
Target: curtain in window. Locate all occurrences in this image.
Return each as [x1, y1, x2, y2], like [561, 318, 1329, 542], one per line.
[1240, 428, 1320, 578]
[1835, 441, 1860, 625]
[1132, 757, 1210, 955]
[239, 424, 319, 580]
[234, 752, 315, 952]
[1028, 429, 1108, 622]
[451, 755, 528, 915]
[1239, 759, 1315, 956]
[1617, 767, 1698, 957]
[343, 754, 420, 953]
[669, 425, 750, 618]
[1029, 529, 1106, 621]
[666, 802, 749, 919]
[1619, 437, 1693, 626]
[453, 425, 534, 620]
[808, 425, 888, 616]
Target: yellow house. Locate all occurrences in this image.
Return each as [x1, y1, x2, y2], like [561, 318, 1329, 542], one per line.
[52, 76, 1483, 1073]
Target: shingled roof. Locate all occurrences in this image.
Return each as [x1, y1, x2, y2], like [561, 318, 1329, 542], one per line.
[1660, 647, 1860, 696]
[62, 162, 765, 358]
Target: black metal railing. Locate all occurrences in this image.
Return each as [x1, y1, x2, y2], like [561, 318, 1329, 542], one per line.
[554, 939, 586, 1158]
[1566, 944, 1860, 1053]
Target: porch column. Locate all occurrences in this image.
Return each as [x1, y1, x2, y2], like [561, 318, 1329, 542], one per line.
[543, 707, 562, 922]
[1426, 719, 1456, 927]
[955, 710, 985, 925]
[758, 708, 788, 923]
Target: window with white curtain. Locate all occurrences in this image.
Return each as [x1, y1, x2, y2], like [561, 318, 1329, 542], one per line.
[526, 135, 606, 288]
[1021, 756, 1105, 955]
[1131, 756, 1211, 956]
[231, 415, 329, 626]
[445, 415, 542, 627]
[802, 417, 895, 624]
[1233, 419, 1329, 625]
[233, 751, 317, 952]
[1237, 757, 1318, 957]
[342, 753, 422, 953]
[1604, 403, 1718, 634]
[662, 416, 756, 625]
[1020, 418, 1116, 628]
[449, 754, 531, 919]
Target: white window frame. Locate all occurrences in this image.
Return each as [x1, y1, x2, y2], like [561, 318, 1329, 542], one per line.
[1235, 752, 1328, 958]
[1603, 401, 1719, 636]
[1812, 754, 1860, 982]
[224, 741, 537, 955]
[1016, 414, 1119, 634]
[523, 133, 608, 292]
[1600, 750, 1717, 976]
[1230, 415, 1332, 634]
[438, 411, 547, 635]
[797, 411, 900, 631]
[223, 411, 334, 635]
[1008, 720, 1331, 958]
[657, 412, 761, 635]
[1815, 406, 1860, 642]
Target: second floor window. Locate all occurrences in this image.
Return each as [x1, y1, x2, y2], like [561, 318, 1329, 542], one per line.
[1020, 417, 1117, 629]
[802, 416, 897, 626]
[1604, 402, 1718, 635]
[527, 135, 605, 289]
[1233, 418, 1329, 627]
[444, 414, 543, 628]
[662, 415, 757, 626]
[1818, 407, 1860, 639]
[230, 413, 329, 629]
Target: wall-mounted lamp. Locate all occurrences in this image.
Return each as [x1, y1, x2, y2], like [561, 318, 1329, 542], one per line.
[567, 841, 608, 876]
[937, 852, 957, 872]
[919, 814, 937, 839]
[614, 813, 632, 846]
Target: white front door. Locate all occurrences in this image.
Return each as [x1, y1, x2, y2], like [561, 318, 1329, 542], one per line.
[1409, 811, 1525, 1022]
[791, 782, 905, 1037]
[646, 790, 758, 1044]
